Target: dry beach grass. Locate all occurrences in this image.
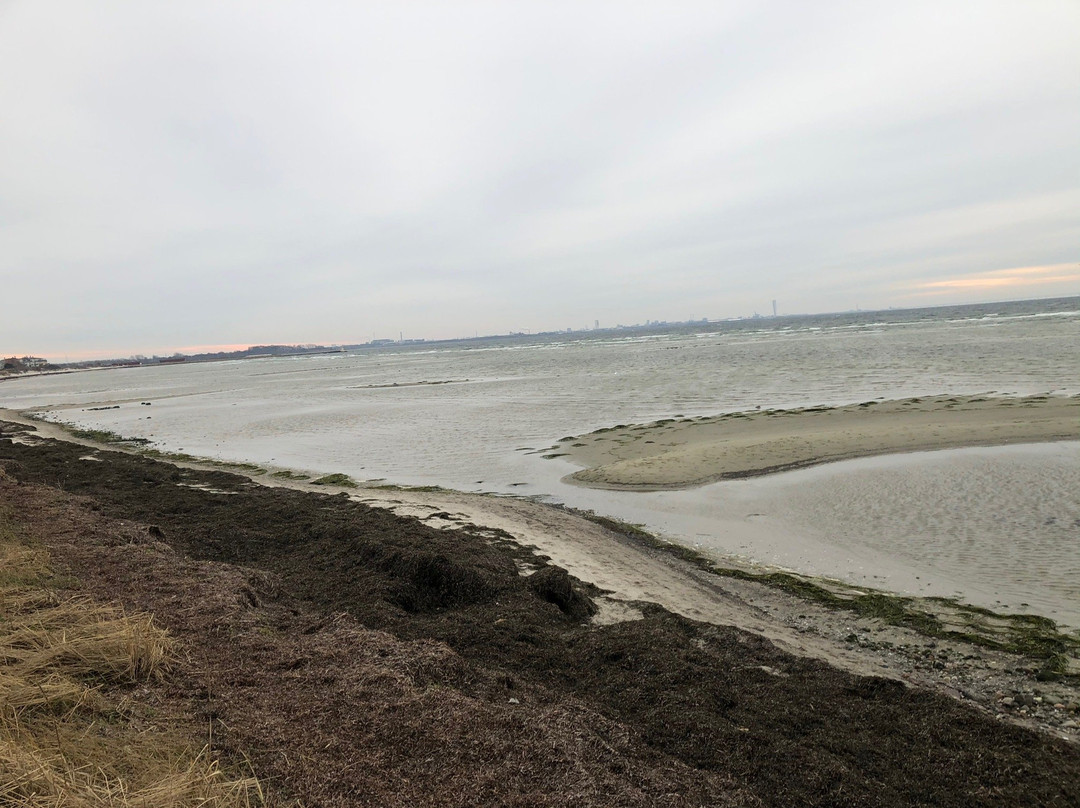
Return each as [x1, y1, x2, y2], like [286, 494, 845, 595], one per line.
[0, 516, 263, 808]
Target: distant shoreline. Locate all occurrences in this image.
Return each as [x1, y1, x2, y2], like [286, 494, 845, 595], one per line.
[558, 394, 1080, 490]
[10, 293, 1078, 377]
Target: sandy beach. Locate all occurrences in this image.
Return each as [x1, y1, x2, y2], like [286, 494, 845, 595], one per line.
[2, 419, 1080, 806]
[4, 412, 1080, 717]
[559, 394, 1080, 490]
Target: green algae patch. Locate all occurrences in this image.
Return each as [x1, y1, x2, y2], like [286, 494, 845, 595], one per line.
[71, 427, 150, 446]
[311, 473, 358, 488]
[270, 470, 310, 480]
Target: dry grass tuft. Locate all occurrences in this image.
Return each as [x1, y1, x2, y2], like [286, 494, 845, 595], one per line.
[0, 542, 50, 589]
[0, 518, 263, 808]
[0, 738, 263, 808]
[1, 595, 173, 684]
[0, 670, 98, 715]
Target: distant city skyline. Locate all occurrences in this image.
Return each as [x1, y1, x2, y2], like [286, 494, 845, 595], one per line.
[1, 3, 1077, 360]
[7, 291, 1076, 364]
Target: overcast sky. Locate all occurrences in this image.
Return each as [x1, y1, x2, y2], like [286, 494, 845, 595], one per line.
[1, 1, 1078, 359]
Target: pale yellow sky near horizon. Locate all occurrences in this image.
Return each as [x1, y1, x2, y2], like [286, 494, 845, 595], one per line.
[899, 263, 1080, 297]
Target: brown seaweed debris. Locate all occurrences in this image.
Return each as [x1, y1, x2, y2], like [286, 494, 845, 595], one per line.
[2, 428, 1079, 807]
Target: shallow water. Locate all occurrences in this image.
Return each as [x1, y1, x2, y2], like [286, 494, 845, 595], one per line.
[4, 298, 1079, 624]
[764, 443, 1080, 624]
[544, 443, 1080, 626]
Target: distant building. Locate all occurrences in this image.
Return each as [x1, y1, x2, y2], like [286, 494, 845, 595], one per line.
[2, 356, 47, 371]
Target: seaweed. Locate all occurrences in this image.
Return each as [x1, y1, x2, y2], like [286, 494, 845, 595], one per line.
[310, 473, 358, 488]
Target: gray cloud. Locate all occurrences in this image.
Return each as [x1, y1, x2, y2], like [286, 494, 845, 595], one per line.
[1, 1, 1077, 358]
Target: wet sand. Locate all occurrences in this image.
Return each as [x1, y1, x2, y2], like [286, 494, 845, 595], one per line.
[560, 394, 1080, 490]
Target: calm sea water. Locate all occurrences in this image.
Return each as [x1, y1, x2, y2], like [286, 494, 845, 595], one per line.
[4, 297, 1079, 624]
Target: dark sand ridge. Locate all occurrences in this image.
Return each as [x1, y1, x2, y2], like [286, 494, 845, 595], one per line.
[559, 394, 1080, 490]
[2, 420, 1080, 806]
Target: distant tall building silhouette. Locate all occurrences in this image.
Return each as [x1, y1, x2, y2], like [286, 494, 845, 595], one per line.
[772, 300, 777, 317]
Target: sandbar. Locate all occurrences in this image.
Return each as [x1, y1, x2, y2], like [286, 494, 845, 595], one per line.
[560, 394, 1080, 490]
